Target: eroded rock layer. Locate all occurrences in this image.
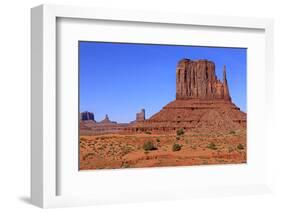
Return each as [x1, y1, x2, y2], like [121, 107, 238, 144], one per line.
[129, 99, 246, 133]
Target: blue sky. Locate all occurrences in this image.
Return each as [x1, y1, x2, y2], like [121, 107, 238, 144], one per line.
[79, 41, 247, 123]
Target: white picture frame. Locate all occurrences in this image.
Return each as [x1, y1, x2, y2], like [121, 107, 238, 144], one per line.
[31, 4, 274, 208]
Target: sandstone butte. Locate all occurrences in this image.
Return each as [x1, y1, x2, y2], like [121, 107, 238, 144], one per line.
[80, 58, 246, 134]
[127, 58, 246, 133]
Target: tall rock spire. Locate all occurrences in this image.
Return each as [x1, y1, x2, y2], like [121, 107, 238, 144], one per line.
[223, 65, 231, 101]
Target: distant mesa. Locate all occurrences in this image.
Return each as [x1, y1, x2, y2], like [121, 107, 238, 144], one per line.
[80, 113, 124, 135]
[136, 109, 145, 121]
[80, 58, 246, 135]
[80, 111, 95, 122]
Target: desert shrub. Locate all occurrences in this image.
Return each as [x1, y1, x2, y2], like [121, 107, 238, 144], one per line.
[176, 136, 180, 141]
[228, 147, 234, 153]
[191, 145, 197, 150]
[237, 143, 244, 150]
[229, 130, 236, 134]
[176, 128, 185, 136]
[83, 153, 95, 160]
[202, 160, 208, 165]
[80, 137, 87, 141]
[145, 131, 152, 134]
[122, 146, 132, 155]
[156, 138, 160, 142]
[207, 142, 217, 150]
[172, 143, 182, 152]
[143, 141, 156, 151]
[122, 162, 130, 168]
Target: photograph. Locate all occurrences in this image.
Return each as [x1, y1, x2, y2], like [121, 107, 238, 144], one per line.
[79, 41, 247, 170]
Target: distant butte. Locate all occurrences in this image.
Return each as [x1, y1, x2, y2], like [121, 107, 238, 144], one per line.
[100, 114, 117, 124]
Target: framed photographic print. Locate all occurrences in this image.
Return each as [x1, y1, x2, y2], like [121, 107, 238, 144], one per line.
[31, 4, 274, 208]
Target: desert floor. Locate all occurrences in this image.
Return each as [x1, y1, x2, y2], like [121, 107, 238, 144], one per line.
[79, 130, 246, 170]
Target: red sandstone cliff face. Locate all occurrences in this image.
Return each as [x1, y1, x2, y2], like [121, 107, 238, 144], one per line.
[176, 59, 231, 101]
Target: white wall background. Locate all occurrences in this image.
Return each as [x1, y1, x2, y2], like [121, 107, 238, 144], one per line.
[0, 0, 281, 212]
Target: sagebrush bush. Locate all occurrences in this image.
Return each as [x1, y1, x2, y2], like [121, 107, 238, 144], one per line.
[176, 128, 185, 136]
[207, 142, 217, 150]
[143, 141, 156, 151]
[237, 143, 244, 150]
[122, 162, 130, 168]
[228, 147, 234, 153]
[172, 143, 182, 152]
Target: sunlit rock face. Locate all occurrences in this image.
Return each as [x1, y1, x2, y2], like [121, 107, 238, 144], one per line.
[176, 59, 231, 101]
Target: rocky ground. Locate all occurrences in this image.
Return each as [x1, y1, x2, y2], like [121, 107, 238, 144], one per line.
[79, 129, 246, 170]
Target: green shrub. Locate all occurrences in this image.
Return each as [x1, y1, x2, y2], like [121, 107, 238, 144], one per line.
[80, 137, 87, 141]
[122, 162, 130, 168]
[145, 131, 152, 134]
[122, 146, 132, 155]
[172, 143, 182, 152]
[228, 147, 234, 153]
[191, 145, 197, 150]
[176, 128, 185, 136]
[83, 153, 95, 160]
[237, 143, 244, 150]
[143, 141, 156, 151]
[207, 142, 217, 150]
[229, 130, 236, 134]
